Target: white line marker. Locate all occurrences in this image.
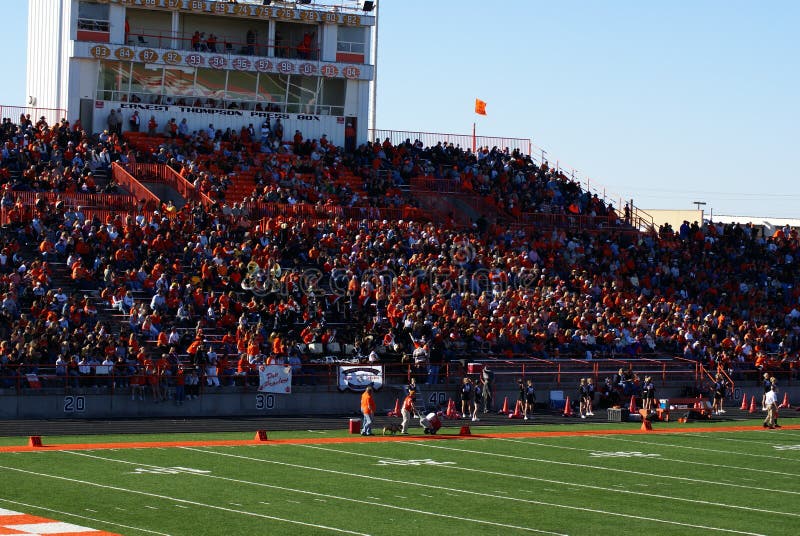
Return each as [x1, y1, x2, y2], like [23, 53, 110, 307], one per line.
[63, 450, 565, 535]
[593, 435, 797, 462]
[0, 497, 169, 536]
[180, 446, 768, 534]
[403, 441, 800, 498]
[497, 438, 800, 478]
[0, 463, 369, 536]
[297, 442, 799, 519]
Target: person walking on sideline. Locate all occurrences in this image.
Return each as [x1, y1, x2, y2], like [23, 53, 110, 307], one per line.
[361, 385, 376, 436]
[401, 389, 416, 434]
[763, 383, 780, 429]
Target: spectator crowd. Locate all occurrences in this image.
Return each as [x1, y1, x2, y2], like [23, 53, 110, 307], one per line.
[0, 111, 798, 402]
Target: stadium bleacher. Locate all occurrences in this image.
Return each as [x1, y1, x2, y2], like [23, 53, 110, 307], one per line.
[0, 113, 798, 406]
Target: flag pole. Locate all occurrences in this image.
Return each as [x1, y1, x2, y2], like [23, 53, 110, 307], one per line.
[472, 122, 476, 154]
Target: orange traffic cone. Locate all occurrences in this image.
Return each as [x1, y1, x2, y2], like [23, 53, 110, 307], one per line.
[563, 396, 573, 417]
[629, 395, 637, 414]
[749, 398, 757, 414]
[780, 392, 790, 409]
[740, 393, 748, 410]
[387, 398, 400, 417]
[445, 399, 460, 419]
[509, 400, 523, 419]
[498, 396, 510, 415]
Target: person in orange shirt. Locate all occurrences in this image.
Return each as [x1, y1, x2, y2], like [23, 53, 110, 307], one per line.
[400, 389, 416, 434]
[360, 385, 376, 436]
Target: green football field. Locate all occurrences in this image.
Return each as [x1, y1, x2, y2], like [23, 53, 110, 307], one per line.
[1, 419, 799, 536]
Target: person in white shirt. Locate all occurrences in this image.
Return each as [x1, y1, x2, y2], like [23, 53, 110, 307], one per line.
[763, 384, 780, 429]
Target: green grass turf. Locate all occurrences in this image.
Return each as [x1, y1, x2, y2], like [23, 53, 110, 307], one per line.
[1, 419, 799, 535]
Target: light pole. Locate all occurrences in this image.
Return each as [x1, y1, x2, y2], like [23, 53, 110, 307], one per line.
[693, 201, 706, 222]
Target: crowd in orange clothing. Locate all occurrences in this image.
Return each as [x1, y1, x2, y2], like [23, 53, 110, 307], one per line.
[0, 114, 799, 395]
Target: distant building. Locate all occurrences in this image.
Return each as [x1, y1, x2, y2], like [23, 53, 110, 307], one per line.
[26, 0, 376, 145]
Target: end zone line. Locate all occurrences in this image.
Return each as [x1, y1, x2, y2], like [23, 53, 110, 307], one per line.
[0, 463, 368, 536]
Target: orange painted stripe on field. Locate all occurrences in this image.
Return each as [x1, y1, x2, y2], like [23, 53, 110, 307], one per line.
[0, 527, 28, 535]
[0, 514, 54, 525]
[0, 511, 122, 536]
[0, 423, 798, 453]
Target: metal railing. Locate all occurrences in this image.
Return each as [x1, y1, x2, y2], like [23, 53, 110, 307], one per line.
[0, 105, 69, 128]
[1, 191, 137, 211]
[123, 28, 322, 61]
[372, 128, 655, 232]
[77, 18, 110, 32]
[111, 162, 160, 211]
[127, 163, 214, 209]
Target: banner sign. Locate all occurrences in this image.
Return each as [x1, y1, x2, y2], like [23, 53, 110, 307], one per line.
[100, 0, 372, 27]
[258, 365, 292, 394]
[338, 365, 383, 392]
[85, 43, 371, 81]
[93, 101, 346, 148]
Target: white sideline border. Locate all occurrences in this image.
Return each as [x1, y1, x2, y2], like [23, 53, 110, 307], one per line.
[55, 451, 562, 536]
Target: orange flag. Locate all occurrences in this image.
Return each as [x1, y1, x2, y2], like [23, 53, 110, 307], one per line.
[474, 98, 487, 115]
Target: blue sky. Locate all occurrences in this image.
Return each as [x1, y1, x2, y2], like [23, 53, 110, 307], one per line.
[3, 1, 798, 218]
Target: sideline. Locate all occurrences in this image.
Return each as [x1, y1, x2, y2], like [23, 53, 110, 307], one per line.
[1, 423, 798, 453]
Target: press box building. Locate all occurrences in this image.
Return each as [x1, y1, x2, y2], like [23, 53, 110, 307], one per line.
[26, 0, 377, 146]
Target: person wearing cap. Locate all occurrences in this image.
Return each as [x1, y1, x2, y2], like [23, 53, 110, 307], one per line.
[763, 383, 780, 429]
[400, 389, 416, 434]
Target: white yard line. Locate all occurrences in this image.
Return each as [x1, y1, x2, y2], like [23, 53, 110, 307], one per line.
[680, 432, 800, 447]
[0, 463, 368, 536]
[494, 437, 800, 478]
[0, 497, 170, 536]
[62, 450, 560, 535]
[295, 443, 799, 518]
[590, 435, 799, 461]
[176, 446, 767, 535]
[396, 441, 800, 497]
